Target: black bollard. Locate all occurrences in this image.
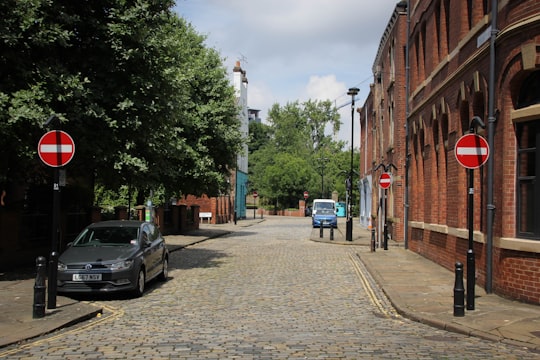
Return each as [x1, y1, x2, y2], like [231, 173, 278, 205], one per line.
[319, 225, 323, 238]
[330, 226, 334, 241]
[33, 256, 47, 318]
[371, 228, 376, 252]
[453, 262, 465, 317]
[466, 249, 475, 310]
[383, 223, 388, 250]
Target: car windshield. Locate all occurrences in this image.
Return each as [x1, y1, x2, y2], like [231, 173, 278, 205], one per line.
[72, 226, 140, 247]
[316, 202, 334, 210]
[317, 209, 335, 215]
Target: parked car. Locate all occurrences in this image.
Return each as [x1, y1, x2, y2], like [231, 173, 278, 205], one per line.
[57, 220, 169, 297]
[312, 199, 338, 228]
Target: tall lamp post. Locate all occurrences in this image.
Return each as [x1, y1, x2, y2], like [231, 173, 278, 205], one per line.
[318, 157, 328, 198]
[346, 87, 359, 241]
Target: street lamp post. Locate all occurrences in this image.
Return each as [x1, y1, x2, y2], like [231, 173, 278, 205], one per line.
[318, 157, 328, 198]
[346, 87, 359, 241]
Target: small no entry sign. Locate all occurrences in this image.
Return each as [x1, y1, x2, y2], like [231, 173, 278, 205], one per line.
[454, 134, 489, 169]
[38, 130, 75, 167]
[379, 172, 392, 189]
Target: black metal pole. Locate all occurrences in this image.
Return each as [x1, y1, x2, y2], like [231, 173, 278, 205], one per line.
[47, 165, 60, 309]
[383, 189, 388, 250]
[346, 87, 358, 242]
[485, 0, 499, 294]
[466, 167, 475, 310]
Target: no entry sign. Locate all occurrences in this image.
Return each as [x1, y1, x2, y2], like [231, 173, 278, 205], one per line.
[304, 191, 309, 199]
[38, 130, 75, 167]
[454, 133, 489, 169]
[379, 172, 392, 189]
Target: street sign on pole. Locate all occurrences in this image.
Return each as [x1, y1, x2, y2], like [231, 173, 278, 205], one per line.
[454, 133, 489, 169]
[37, 129, 75, 310]
[304, 191, 309, 199]
[379, 172, 392, 189]
[253, 191, 258, 198]
[38, 130, 75, 167]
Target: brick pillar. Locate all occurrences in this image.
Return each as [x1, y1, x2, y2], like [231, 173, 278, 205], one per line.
[115, 206, 127, 220]
[135, 205, 145, 221]
[179, 205, 187, 231]
[171, 205, 179, 233]
[155, 206, 164, 227]
[91, 206, 102, 223]
[191, 205, 200, 229]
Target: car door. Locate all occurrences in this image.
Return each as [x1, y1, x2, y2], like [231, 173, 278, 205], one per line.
[142, 223, 162, 279]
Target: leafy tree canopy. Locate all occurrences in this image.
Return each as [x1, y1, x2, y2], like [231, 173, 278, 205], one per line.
[0, 0, 243, 203]
[249, 100, 359, 209]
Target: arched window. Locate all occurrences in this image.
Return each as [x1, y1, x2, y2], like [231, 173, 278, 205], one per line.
[516, 71, 540, 238]
[517, 71, 540, 109]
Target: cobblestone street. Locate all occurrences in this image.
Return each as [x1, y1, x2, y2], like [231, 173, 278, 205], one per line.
[1, 217, 537, 359]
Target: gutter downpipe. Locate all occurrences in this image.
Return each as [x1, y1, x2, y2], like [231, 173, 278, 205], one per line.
[486, 0, 499, 294]
[404, 0, 411, 250]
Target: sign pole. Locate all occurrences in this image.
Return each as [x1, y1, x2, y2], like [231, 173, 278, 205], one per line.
[38, 127, 76, 310]
[47, 167, 60, 309]
[453, 116, 486, 311]
[466, 167, 475, 310]
[252, 191, 258, 219]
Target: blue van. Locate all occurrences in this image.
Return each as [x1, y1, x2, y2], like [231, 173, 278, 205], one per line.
[312, 199, 337, 228]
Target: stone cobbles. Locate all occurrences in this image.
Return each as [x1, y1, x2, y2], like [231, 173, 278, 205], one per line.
[2, 217, 538, 359]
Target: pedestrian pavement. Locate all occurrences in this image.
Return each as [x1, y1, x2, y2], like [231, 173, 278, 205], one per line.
[1, 216, 540, 351]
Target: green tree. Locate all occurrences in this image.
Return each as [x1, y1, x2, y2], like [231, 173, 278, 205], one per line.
[0, 0, 242, 204]
[261, 153, 317, 208]
[249, 100, 347, 208]
[248, 121, 272, 154]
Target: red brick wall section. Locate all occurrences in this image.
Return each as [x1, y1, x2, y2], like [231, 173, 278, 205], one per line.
[497, 250, 540, 304]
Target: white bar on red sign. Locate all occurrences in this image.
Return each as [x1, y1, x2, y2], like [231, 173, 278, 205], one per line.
[40, 145, 73, 153]
[456, 147, 488, 155]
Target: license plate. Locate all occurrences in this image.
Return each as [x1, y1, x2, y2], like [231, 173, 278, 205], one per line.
[72, 274, 102, 281]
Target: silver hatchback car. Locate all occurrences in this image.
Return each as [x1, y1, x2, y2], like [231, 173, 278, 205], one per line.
[57, 220, 169, 297]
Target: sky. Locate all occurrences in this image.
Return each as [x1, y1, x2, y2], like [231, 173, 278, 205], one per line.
[174, 0, 400, 147]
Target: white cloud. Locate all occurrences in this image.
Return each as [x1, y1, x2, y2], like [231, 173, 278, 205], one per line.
[305, 75, 346, 103]
[176, 0, 399, 144]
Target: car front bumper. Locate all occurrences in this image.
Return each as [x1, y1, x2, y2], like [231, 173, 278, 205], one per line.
[57, 268, 138, 293]
[312, 216, 337, 228]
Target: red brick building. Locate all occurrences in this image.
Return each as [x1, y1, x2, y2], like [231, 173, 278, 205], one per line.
[361, 0, 540, 304]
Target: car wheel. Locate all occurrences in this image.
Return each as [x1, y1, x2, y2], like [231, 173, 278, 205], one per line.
[158, 257, 168, 281]
[132, 268, 145, 297]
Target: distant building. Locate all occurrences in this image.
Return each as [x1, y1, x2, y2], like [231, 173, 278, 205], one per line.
[233, 61, 250, 220]
[248, 108, 261, 124]
[183, 61, 251, 222]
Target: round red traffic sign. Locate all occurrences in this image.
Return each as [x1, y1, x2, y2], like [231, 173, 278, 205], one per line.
[38, 130, 75, 167]
[454, 133, 489, 169]
[379, 172, 392, 189]
[304, 191, 309, 199]
[253, 191, 258, 198]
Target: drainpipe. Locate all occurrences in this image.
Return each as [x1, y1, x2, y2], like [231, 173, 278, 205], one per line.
[404, 0, 411, 249]
[486, 0, 499, 294]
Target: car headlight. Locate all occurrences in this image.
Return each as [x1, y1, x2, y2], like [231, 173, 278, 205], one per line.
[109, 259, 134, 271]
[57, 262, 67, 271]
